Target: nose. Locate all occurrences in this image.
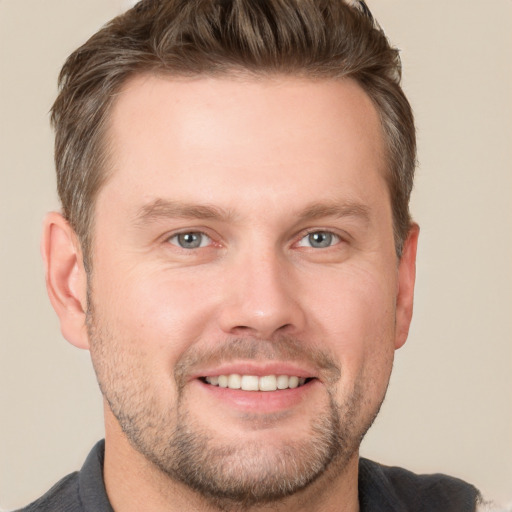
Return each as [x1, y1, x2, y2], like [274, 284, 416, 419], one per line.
[218, 249, 306, 339]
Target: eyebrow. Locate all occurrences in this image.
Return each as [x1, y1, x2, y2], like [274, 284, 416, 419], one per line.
[135, 198, 236, 225]
[297, 202, 371, 225]
[135, 198, 371, 226]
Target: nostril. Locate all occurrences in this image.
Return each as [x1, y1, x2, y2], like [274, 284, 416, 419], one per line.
[218, 289, 306, 339]
[229, 325, 254, 335]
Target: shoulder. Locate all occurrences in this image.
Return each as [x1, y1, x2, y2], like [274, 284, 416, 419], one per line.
[359, 458, 481, 512]
[13, 440, 111, 512]
[13, 472, 82, 512]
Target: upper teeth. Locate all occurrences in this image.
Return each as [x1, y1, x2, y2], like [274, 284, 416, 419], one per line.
[205, 375, 307, 391]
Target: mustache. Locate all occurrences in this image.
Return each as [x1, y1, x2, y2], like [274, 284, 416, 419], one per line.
[174, 336, 341, 389]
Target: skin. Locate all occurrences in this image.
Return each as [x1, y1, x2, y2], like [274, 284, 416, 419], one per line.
[43, 75, 419, 512]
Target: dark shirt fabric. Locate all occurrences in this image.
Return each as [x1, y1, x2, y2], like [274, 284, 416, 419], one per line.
[15, 441, 113, 512]
[16, 440, 480, 512]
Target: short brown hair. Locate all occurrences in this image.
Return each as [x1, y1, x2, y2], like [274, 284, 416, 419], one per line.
[51, 0, 415, 268]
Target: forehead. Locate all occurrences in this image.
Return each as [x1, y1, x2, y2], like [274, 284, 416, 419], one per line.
[101, 73, 388, 215]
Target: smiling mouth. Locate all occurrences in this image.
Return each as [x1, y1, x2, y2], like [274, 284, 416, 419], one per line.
[201, 374, 313, 391]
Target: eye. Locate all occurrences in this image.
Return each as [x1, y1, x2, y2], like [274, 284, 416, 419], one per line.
[297, 231, 341, 249]
[168, 232, 212, 249]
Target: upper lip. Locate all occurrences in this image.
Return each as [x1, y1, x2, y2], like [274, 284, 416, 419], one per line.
[189, 361, 319, 382]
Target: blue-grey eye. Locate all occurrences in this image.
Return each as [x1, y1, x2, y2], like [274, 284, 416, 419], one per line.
[298, 231, 340, 248]
[169, 232, 211, 249]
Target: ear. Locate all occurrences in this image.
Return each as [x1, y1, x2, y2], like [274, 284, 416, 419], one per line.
[394, 223, 420, 349]
[41, 212, 90, 350]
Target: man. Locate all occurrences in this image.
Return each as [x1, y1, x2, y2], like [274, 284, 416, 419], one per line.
[18, 0, 481, 510]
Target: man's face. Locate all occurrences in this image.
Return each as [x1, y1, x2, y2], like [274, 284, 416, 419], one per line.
[86, 75, 415, 504]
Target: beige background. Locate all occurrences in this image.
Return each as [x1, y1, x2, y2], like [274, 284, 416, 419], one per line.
[1, 0, 511, 509]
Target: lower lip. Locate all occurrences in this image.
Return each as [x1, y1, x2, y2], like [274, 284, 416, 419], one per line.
[193, 379, 318, 414]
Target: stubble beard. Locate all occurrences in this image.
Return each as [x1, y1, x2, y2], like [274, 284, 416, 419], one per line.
[87, 305, 383, 510]
[154, 392, 348, 508]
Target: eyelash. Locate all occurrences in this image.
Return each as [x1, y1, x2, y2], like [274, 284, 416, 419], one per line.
[296, 230, 342, 249]
[167, 231, 214, 250]
[166, 229, 344, 251]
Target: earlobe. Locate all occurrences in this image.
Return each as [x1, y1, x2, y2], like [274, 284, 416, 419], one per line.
[41, 212, 90, 350]
[394, 223, 420, 350]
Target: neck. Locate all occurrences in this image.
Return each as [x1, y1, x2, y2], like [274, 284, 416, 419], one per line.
[103, 407, 360, 512]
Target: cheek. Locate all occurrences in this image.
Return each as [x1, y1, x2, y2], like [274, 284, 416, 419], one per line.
[92, 262, 221, 355]
[300, 262, 397, 375]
